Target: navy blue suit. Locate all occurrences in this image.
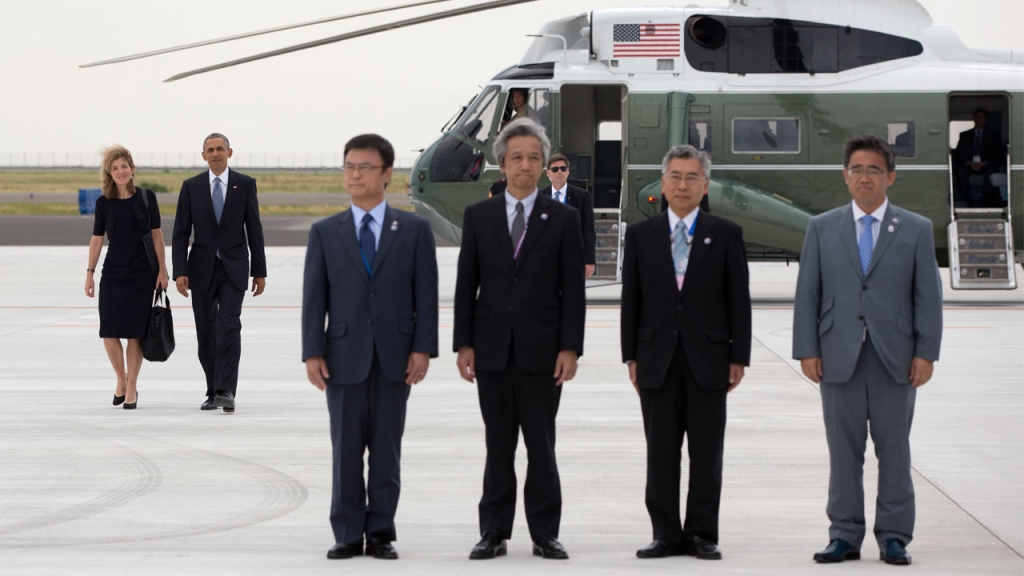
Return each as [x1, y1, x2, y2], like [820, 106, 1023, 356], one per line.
[302, 204, 438, 545]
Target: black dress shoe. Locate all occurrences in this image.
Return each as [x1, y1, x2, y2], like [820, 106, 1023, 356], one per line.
[532, 538, 569, 560]
[469, 535, 507, 560]
[200, 397, 218, 410]
[880, 539, 911, 566]
[366, 537, 398, 560]
[636, 540, 686, 558]
[123, 392, 138, 410]
[813, 539, 860, 563]
[214, 392, 235, 413]
[113, 393, 126, 406]
[326, 542, 364, 559]
[683, 535, 721, 560]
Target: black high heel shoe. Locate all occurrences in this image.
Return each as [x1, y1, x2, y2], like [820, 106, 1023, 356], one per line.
[113, 394, 126, 406]
[123, 392, 138, 410]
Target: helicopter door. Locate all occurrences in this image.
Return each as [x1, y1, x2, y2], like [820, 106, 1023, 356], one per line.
[558, 84, 628, 281]
[946, 93, 1017, 289]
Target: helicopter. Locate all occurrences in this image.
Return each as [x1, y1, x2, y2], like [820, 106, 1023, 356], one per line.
[83, 0, 1022, 290]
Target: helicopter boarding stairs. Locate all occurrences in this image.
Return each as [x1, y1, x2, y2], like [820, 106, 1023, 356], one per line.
[947, 152, 1018, 289]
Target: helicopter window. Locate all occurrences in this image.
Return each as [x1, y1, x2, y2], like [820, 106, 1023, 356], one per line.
[456, 85, 501, 145]
[500, 88, 551, 136]
[689, 120, 713, 154]
[731, 118, 800, 153]
[684, 15, 923, 74]
[888, 122, 916, 158]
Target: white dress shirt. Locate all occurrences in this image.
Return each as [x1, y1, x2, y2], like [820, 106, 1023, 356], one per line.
[852, 198, 888, 250]
[351, 200, 386, 251]
[506, 189, 539, 234]
[552, 184, 568, 204]
[209, 167, 230, 201]
[667, 206, 699, 239]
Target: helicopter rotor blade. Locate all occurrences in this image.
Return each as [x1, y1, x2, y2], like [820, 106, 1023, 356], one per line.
[79, 0, 457, 68]
[164, 0, 537, 82]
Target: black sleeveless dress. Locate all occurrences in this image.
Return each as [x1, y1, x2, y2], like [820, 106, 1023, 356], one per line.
[92, 189, 160, 339]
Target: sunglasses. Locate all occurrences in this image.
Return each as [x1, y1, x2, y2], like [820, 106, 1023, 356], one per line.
[548, 165, 568, 172]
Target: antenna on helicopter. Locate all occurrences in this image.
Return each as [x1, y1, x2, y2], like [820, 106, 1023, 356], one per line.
[79, 0, 537, 82]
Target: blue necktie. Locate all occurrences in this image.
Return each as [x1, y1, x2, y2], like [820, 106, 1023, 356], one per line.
[555, 190, 563, 203]
[858, 215, 875, 277]
[359, 213, 376, 276]
[672, 220, 690, 290]
[212, 178, 224, 223]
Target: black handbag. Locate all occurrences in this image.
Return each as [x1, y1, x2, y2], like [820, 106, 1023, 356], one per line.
[142, 288, 175, 362]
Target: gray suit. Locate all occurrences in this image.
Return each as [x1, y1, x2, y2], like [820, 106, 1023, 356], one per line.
[793, 201, 942, 548]
[302, 204, 438, 545]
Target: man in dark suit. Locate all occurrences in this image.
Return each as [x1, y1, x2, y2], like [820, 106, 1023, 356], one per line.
[302, 134, 438, 561]
[794, 135, 942, 566]
[454, 118, 586, 561]
[173, 133, 266, 413]
[954, 109, 1003, 207]
[541, 153, 596, 278]
[621, 144, 751, 561]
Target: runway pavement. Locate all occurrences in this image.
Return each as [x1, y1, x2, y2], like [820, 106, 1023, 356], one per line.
[0, 247, 1021, 575]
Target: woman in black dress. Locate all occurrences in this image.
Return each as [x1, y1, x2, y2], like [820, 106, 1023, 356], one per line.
[84, 146, 169, 409]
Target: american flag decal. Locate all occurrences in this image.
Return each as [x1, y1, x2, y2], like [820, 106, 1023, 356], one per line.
[612, 23, 681, 58]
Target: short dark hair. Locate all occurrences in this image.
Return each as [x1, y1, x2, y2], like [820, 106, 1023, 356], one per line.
[974, 108, 988, 118]
[843, 135, 895, 172]
[203, 132, 230, 150]
[344, 134, 395, 169]
[547, 153, 568, 169]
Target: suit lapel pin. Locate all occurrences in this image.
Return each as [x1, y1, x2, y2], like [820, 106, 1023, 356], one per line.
[704, 237, 711, 245]
[892, 217, 899, 223]
[391, 220, 399, 231]
[888, 225, 895, 233]
[540, 213, 548, 220]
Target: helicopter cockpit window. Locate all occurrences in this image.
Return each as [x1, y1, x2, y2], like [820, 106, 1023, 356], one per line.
[457, 85, 501, 145]
[501, 88, 551, 136]
[429, 86, 500, 183]
[689, 120, 713, 154]
[888, 122, 916, 158]
[732, 118, 800, 153]
[684, 15, 923, 74]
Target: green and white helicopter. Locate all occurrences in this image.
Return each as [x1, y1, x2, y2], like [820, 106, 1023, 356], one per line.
[84, 0, 1022, 289]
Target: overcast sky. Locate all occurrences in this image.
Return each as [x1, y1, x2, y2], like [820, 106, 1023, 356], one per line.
[1, 0, 1020, 167]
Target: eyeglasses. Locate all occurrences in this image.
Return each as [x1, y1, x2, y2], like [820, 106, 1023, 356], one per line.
[665, 173, 707, 185]
[548, 165, 568, 173]
[344, 163, 385, 174]
[846, 166, 887, 178]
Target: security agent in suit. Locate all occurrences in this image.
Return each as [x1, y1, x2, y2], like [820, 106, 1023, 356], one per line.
[302, 134, 439, 561]
[454, 118, 586, 561]
[541, 153, 596, 278]
[954, 109, 1004, 207]
[621, 145, 751, 561]
[173, 133, 266, 413]
[793, 135, 942, 566]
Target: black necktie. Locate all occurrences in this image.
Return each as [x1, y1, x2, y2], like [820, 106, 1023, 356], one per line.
[359, 213, 376, 275]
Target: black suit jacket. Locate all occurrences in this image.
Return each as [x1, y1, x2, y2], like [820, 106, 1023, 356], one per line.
[954, 128, 1003, 168]
[620, 210, 751, 390]
[542, 184, 596, 265]
[172, 169, 267, 293]
[454, 192, 586, 373]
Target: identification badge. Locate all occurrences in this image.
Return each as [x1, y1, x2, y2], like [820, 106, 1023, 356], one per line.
[973, 155, 982, 163]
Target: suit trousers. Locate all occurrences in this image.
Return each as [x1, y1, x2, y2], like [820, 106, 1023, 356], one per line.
[476, 362, 563, 542]
[638, 339, 726, 544]
[820, 333, 916, 548]
[326, 357, 411, 545]
[190, 258, 245, 397]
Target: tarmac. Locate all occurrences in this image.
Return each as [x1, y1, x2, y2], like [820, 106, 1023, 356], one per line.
[0, 246, 1021, 575]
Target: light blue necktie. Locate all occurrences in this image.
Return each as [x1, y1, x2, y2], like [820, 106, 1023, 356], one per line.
[212, 178, 224, 223]
[858, 214, 875, 277]
[555, 190, 563, 203]
[672, 220, 690, 290]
